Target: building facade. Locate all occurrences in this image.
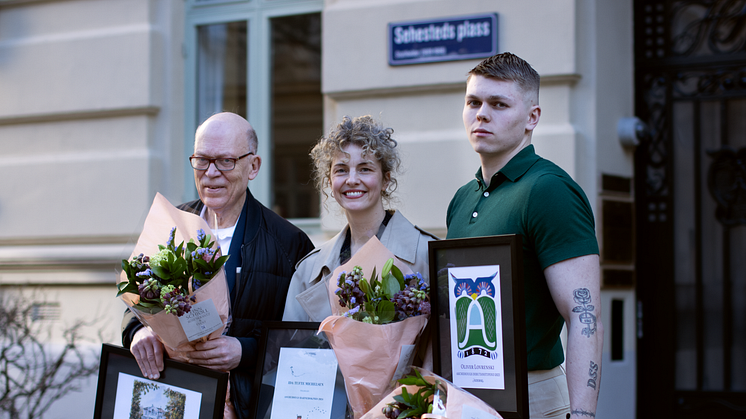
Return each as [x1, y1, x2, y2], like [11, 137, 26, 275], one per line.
[3, 0, 742, 418]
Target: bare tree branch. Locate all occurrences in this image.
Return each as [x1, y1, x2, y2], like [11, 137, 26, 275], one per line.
[0, 291, 102, 419]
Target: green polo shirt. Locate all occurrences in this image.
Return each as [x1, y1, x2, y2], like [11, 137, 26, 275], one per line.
[446, 145, 598, 371]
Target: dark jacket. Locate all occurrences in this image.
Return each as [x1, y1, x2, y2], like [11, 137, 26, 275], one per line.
[122, 189, 314, 418]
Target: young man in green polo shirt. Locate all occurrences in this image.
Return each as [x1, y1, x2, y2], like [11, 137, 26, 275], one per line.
[446, 52, 603, 419]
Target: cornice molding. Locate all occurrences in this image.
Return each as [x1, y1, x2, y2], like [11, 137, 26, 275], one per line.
[324, 73, 583, 100]
[0, 106, 160, 126]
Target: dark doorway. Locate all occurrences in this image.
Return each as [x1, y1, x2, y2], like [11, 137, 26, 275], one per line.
[634, 1, 746, 417]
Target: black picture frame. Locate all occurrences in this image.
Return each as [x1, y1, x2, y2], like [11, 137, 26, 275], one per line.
[428, 235, 528, 419]
[93, 343, 228, 419]
[249, 321, 348, 419]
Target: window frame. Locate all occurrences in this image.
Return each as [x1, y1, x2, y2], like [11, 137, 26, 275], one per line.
[184, 0, 323, 208]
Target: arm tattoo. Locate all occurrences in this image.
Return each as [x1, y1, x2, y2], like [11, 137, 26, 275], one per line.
[572, 288, 597, 337]
[571, 409, 596, 418]
[587, 360, 598, 389]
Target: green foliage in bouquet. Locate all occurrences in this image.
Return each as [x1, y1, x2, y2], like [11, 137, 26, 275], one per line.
[382, 369, 447, 419]
[117, 227, 229, 316]
[335, 258, 431, 325]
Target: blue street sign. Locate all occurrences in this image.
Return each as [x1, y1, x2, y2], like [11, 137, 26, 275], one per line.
[388, 13, 498, 66]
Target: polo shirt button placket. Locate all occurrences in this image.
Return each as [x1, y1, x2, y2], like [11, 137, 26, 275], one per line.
[472, 211, 478, 218]
[483, 191, 490, 197]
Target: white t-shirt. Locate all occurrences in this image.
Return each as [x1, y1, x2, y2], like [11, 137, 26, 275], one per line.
[200, 206, 237, 254]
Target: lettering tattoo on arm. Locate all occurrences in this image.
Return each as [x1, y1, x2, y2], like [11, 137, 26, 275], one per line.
[587, 360, 598, 390]
[571, 409, 596, 418]
[572, 288, 597, 337]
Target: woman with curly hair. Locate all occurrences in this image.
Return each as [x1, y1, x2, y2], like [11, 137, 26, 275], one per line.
[282, 115, 438, 321]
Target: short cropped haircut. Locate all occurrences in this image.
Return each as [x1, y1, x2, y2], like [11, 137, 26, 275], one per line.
[468, 52, 540, 101]
[311, 115, 401, 203]
[246, 126, 258, 152]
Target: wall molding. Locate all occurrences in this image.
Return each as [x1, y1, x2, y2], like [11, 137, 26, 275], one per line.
[324, 73, 582, 100]
[0, 106, 160, 126]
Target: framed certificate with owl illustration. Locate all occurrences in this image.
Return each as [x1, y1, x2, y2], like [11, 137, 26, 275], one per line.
[428, 235, 528, 419]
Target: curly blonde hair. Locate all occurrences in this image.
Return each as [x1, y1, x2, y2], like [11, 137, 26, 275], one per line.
[311, 115, 401, 203]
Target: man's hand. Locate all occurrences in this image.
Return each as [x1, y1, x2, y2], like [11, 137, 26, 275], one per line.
[130, 327, 165, 380]
[187, 336, 242, 372]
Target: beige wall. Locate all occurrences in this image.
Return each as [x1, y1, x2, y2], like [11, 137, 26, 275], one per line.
[0, 0, 186, 362]
[0, 0, 186, 415]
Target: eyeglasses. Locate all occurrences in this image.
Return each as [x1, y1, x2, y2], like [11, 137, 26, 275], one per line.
[189, 152, 253, 171]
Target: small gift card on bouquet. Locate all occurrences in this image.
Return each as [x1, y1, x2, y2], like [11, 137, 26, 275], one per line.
[117, 193, 232, 356]
[319, 237, 431, 419]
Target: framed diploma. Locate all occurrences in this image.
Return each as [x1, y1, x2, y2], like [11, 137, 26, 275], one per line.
[93, 343, 228, 419]
[250, 321, 347, 419]
[428, 235, 528, 419]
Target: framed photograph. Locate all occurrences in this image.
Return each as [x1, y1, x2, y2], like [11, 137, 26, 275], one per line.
[93, 343, 228, 419]
[428, 235, 528, 419]
[249, 321, 348, 419]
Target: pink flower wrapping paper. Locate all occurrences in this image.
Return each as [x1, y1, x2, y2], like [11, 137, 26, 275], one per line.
[320, 236, 430, 419]
[359, 367, 504, 419]
[117, 193, 232, 355]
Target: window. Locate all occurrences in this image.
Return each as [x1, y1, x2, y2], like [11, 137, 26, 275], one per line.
[186, 0, 323, 219]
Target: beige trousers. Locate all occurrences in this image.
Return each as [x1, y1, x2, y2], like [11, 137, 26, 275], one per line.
[528, 365, 571, 419]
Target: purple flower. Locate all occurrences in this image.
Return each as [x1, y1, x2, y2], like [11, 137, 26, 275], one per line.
[167, 227, 176, 248]
[197, 229, 206, 242]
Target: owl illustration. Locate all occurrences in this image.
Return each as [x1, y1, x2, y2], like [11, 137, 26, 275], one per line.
[451, 271, 498, 351]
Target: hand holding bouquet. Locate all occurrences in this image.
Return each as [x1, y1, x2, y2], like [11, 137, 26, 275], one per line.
[118, 193, 232, 354]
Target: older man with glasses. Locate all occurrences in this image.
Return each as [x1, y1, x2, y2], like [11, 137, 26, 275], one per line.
[122, 112, 314, 418]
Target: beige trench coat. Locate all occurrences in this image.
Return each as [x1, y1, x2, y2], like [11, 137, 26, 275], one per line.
[282, 210, 438, 322]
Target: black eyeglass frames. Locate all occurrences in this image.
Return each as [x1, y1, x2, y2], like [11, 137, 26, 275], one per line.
[189, 152, 254, 171]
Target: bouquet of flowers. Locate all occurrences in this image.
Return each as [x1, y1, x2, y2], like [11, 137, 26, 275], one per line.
[117, 193, 232, 355]
[334, 258, 431, 325]
[319, 237, 430, 419]
[117, 226, 228, 316]
[361, 367, 503, 419]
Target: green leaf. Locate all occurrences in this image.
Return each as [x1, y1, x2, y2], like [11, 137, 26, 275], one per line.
[382, 258, 393, 278]
[213, 254, 229, 268]
[398, 409, 420, 419]
[359, 277, 370, 296]
[400, 387, 411, 404]
[376, 300, 396, 324]
[397, 376, 420, 385]
[116, 282, 139, 297]
[194, 259, 210, 271]
[391, 264, 405, 289]
[151, 265, 170, 280]
[381, 273, 401, 300]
